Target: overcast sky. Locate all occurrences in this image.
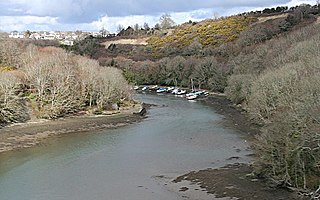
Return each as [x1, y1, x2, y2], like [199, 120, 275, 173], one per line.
[0, 0, 316, 32]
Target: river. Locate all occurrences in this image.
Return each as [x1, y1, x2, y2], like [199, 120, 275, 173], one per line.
[0, 94, 252, 200]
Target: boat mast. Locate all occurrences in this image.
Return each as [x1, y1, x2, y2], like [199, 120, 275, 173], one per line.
[191, 78, 194, 91]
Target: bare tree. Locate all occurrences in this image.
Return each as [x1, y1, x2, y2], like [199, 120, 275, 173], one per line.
[159, 14, 175, 29]
[154, 23, 161, 30]
[143, 22, 150, 30]
[75, 56, 100, 108]
[0, 39, 23, 68]
[99, 27, 108, 37]
[213, 12, 220, 20]
[134, 23, 140, 31]
[117, 24, 125, 33]
[0, 71, 28, 123]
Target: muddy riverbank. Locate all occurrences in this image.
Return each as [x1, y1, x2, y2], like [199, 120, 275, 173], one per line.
[202, 94, 260, 136]
[0, 94, 305, 199]
[172, 94, 306, 200]
[0, 103, 146, 153]
[174, 163, 306, 200]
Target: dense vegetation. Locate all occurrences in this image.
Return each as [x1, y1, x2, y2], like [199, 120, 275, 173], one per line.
[0, 39, 132, 125]
[67, 4, 320, 191]
[147, 16, 258, 57]
[227, 23, 320, 190]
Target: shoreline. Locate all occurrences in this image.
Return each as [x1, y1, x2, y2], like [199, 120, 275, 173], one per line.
[201, 94, 260, 136]
[0, 103, 146, 153]
[171, 94, 306, 200]
[173, 163, 305, 200]
[0, 94, 306, 199]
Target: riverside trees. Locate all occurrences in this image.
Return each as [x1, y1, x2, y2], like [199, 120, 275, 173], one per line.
[225, 24, 320, 190]
[63, 6, 319, 190]
[115, 14, 319, 191]
[0, 71, 29, 124]
[0, 40, 132, 124]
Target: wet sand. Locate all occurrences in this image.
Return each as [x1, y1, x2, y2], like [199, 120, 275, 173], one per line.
[0, 104, 146, 153]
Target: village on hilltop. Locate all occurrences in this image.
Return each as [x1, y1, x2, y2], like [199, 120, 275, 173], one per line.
[8, 30, 116, 45]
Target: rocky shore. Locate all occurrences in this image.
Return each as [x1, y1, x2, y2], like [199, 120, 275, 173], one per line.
[0, 103, 146, 153]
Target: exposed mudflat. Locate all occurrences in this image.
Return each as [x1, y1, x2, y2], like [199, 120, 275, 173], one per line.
[173, 163, 306, 200]
[0, 104, 145, 153]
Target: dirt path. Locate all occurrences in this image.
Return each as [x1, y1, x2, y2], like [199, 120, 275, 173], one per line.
[102, 38, 148, 48]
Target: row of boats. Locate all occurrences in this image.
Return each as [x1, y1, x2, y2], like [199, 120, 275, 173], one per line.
[134, 85, 209, 100]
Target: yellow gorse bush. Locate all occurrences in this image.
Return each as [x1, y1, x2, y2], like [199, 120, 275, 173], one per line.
[0, 66, 16, 71]
[147, 16, 258, 51]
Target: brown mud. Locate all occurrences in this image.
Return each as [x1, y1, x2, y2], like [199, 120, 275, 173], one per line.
[0, 104, 146, 153]
[173, 95, 307, 200]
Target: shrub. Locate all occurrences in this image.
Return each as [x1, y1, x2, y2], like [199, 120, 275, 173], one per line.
[0, 72, 29, 124]
[225, 74, 255, 105]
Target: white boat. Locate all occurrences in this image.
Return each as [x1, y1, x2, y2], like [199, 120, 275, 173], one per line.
[177, 90, 186, 95]
[166, 87, 175, 92]
[186, 93, 198, 100]
[186, 92, 195, 97]
[142, 86, 149, 91]
[150, 85, 158, 90]
[186, 94, 198, 100]
[195, 91, 205, 95]
[133, 86, 139, 90]
[156, 88, 167, 93]
[171, 88, 179, 94]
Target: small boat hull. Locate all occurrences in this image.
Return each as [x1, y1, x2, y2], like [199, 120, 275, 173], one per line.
[186, 94, 198, 100]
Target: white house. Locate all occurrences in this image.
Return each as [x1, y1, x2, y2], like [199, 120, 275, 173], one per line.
[43, 31, 56, 40]
[9, 31, 25, 39]
[29, 32, 41, 39]
[7, 30, 93, 46]
[61, 39, 74, 46]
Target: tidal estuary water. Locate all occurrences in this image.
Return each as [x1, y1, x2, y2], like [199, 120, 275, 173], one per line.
[0, 94, 251, 200]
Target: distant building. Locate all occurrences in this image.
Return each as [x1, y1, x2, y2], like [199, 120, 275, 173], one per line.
[61, 39, 74, 46]
[29, 32, 41, 40]
[9, 31, 25, 39]
[7, 30, 109, 45]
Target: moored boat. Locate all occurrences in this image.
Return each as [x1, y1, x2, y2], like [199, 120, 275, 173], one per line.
[166, 87, 175, 93]
[171, 88, 179, 94]
[150, 85, 159, 90]
[142, 86, 149, 91]
[186, 94, 198, 100]
[186, 92, 198, 100]
[177, 90, 186, 95]
[156, 88, 167, 93]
